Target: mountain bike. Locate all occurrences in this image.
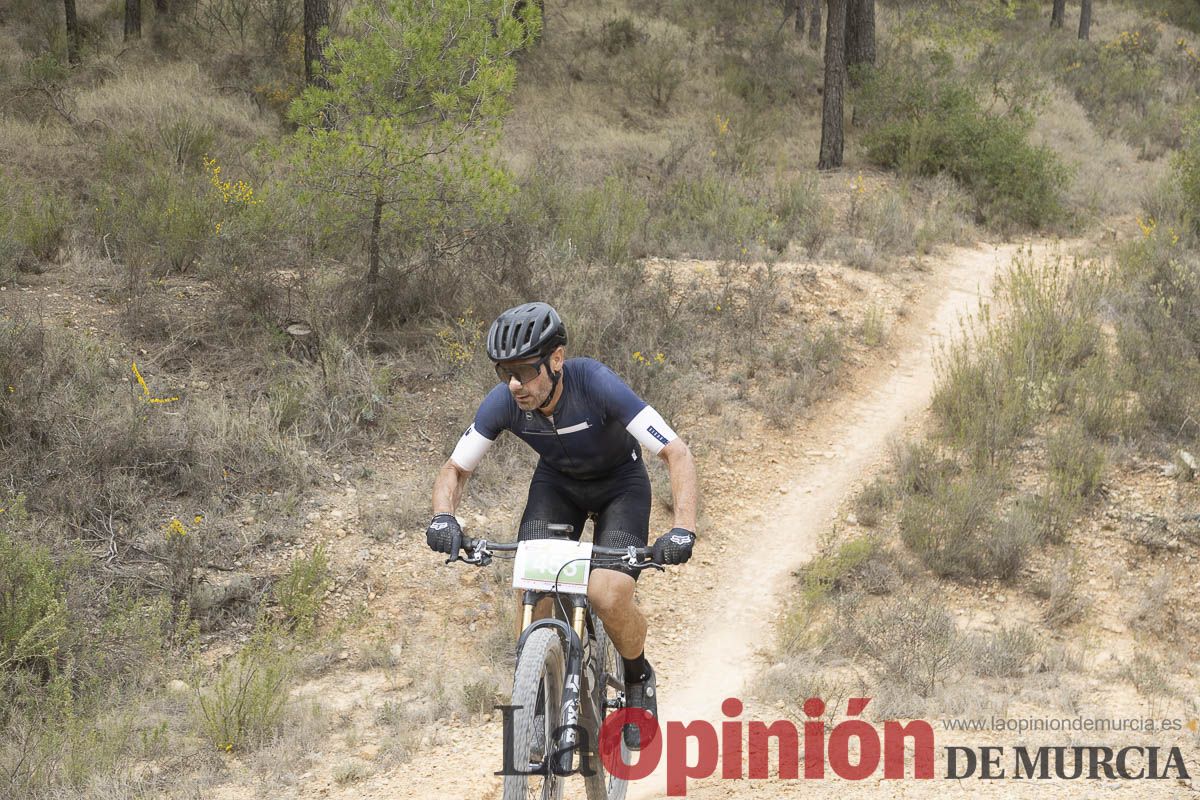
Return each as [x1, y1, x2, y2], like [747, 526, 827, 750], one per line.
[448, 524, 660, 800]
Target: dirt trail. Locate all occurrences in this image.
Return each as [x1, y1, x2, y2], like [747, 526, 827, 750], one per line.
[623, 240, 1036, 799]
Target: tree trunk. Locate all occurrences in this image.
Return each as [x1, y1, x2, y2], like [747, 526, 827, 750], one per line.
[1051, 0, 1066, 28]
[794, 0, 806, 36]
[1078, 0, 1092, 40]
[845, 0, 875, 87]
[124, 0, 141, 39]
[819, 0, 847, 170]
[304, 0, 331, 87]
[808, 0, 822, 50]
[366, 193, 383, 313]
[64, 0, 81, 65]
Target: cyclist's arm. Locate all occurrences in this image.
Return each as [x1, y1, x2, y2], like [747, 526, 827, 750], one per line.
[659, 438, 697, 533]
[432, 458, 471, 515]
[432, 385, 509, 515]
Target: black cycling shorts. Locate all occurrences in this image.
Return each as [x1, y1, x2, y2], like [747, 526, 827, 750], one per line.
[518, 457, 651, 580]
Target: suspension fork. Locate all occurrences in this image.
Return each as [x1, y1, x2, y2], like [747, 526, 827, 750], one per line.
[555, 594, 589, 775]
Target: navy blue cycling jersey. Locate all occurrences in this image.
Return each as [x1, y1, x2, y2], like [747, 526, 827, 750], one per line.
[449, 357, 678, 480]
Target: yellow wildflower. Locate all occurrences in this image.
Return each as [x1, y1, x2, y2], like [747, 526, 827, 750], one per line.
[131, 362, 181, 405]
[164, 518, 188, 541]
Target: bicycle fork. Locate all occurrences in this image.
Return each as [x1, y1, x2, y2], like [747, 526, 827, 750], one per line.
[555, 598, 589, 775]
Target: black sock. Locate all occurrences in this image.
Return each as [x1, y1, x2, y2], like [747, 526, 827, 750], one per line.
[622, 652, 649, 683]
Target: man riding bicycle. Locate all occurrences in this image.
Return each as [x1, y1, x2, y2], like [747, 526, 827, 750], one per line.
[426, 302, 698, 750]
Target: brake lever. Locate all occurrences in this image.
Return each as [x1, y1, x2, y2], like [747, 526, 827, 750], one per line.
[622, 546, 662, 572]
[462, 539, 492, 566]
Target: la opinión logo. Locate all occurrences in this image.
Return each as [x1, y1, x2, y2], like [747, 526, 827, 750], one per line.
[498, 697, 935, 796]
[495, 697, 1195, 796]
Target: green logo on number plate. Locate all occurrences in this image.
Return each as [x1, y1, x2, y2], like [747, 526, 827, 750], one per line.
[513, 540, 593, 594]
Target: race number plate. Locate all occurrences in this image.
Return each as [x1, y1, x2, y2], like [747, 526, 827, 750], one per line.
[512, 540, 593, 594]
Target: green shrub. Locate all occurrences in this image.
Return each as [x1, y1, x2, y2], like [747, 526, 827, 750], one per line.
[857, 49, 1068, 230]
[516, 171, 649, 266]
[985, 501, 1039, 580]
[798, 537, 882, 604]
[973, 626, 1040, 678]
[12, 191, 67, 265]
[891, 440, 960, 496]
[598, 16, 645, 55]
[651, 171, 822, 259]
[1047, 423, 1106, 500]
[898, 468, 1004, 579]
[1109, 232, 1200, 435]
[1119, 653, 1178, 698]
[769, 174, 829, 255]
[853, 477, 892, 527]
[1065, 355, 1131, 439]
[0, 496, 67, 677]
[273, 543, 331, 635]
[1034, 557, 1090, 628]
[1056, 29, 1175, 155]
[655, 172, 770, 257]
[461, 679, 499, 715]
[0, 180, 69, 275]
[932, 252, 1103, 466]
[1176, 110, 1200, 232]
[195, 624, 292, 752]
[718, 27, 814, 108]
[268, 336, 396, 448]
[0, 317, 306, 534]
[94, 164, 214, 277]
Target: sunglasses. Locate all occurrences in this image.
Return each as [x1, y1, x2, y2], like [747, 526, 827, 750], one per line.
[495, 355, 549, 385]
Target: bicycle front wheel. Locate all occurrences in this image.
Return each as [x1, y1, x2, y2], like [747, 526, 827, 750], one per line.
[583, 615, 629, 800]
[504, 627, 565, 800]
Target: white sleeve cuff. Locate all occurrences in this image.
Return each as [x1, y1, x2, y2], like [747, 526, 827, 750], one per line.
[449, 425, 495, 472]
[626, 405, 677, 456]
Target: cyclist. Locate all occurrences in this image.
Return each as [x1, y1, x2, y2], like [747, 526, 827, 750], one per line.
[426, 302, 698, 750]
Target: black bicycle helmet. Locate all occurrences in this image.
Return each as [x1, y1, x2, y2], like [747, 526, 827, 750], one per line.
[486, 302, 568, 362]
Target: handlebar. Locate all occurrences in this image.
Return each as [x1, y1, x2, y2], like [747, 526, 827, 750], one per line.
[454, 536, 657, 569]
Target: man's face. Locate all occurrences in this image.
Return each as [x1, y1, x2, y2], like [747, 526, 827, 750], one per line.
[497, 347, 564, 411]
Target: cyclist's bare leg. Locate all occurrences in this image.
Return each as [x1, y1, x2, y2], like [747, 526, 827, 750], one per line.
[585, 569, 646, 659]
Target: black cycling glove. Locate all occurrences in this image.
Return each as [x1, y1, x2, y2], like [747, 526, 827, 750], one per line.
[426, 513, 463, 558]
[651, 528, 695, 565]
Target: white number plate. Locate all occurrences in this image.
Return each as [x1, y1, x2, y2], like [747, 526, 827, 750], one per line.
[512, 540, 593, 594]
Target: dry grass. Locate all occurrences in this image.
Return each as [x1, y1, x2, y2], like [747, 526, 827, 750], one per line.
[76, 65, 273, 143]
[0, 119, 77, 181]
[1030, 85, 1168, 221]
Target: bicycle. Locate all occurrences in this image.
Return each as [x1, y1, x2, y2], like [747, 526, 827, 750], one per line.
[446, 524, 661, 800]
